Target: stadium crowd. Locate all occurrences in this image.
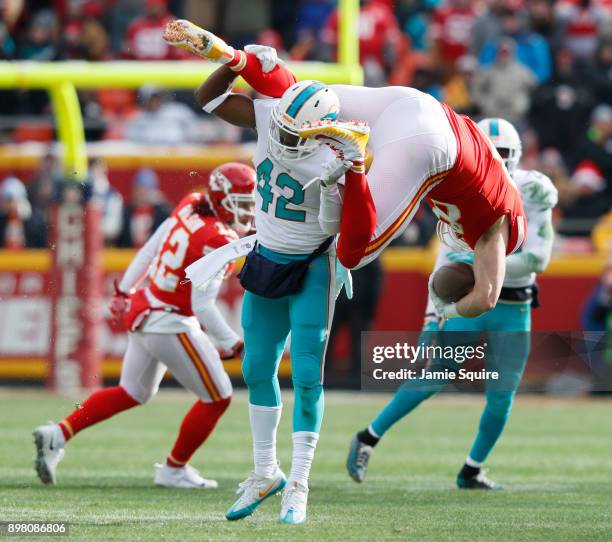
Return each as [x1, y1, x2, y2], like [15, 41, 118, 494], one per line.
[0, 0, 610, 249]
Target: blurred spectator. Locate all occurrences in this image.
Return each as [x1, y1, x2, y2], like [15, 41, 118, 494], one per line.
[479, 7, 552, 83]
[117, 168, 170, 248]
[397, 0, 438, 52]
[582, 38, 612, 104]
[122, 0, 179, 60]
[557, 104, 612, 236]
[472, 38, 536, 125]
[0, 20, 16, 59]
[555, 0, 610, 61]
[582, 262, 611, 330]
[124, 86, 199, 145]
[0, 176, 47, 248]
[470, 0, 527, 57]
[430, 0, 478, 76]
[17, 10, 63, 61]
[528, 0, 566, 53]
[442, 53, 478, 115]
[76, 16, 112, 61]
[27, 152, 62, 212]
[322, 0, 402, 85]
[529, 48, 594, 155]
[88, 158, 124, 245]
[291, 0, 335, 61]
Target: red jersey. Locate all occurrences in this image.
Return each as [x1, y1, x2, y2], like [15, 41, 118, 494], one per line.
[124, 14, 178, 60]
[430, 5, 478, 64]
[322, 3, 400, 65]
[147, 194, 238, 315]
[427, 105, 527, 255]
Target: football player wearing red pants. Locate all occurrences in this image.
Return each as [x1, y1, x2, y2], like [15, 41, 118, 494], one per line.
[163, 20, 526, 321]
[33, 163, 255, 488]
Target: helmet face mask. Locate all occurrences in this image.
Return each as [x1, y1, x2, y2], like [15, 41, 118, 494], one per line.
[268, 107, 319, 162]
[221, 192, 255, 234]
[268, 80, 340, 163]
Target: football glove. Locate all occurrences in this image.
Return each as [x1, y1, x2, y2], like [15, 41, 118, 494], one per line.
[219, 340, 244, 361]
[109, 279, 130, 323]
[244, 44, 280, 73]
[427, 273, 460, 321]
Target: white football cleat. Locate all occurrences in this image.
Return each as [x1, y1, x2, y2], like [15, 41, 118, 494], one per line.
[225, 468, 287, 521]
[33, 422, 65, 485]
[154, 463, 218, 489]
[279, 480, 309, 525]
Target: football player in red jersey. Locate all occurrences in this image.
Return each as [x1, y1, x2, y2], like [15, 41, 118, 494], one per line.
[163, 20, 526, 323]
[33, 163, 256, 488]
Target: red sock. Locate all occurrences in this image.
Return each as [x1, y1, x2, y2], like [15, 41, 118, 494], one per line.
[337, 170, 377, 269]
[166, 397, 231, 468]
[58, 386, 139, 441]
[228, 51, 297, 98]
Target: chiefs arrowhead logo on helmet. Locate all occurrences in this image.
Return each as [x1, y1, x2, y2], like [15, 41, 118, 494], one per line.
[205, 162, 256, 234]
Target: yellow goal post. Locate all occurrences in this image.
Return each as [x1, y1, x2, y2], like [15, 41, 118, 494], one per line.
[0, 0, 362, 180]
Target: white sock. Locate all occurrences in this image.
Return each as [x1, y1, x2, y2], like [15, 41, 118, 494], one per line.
[288, 431, 319, 486]
[249, 403, 282, 478]
[465, 456, 482, 468]
[53, 423, 66, 448]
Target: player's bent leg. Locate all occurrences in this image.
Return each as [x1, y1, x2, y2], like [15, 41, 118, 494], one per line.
[32, 335, 157, 485]
[458, 305, 530, 489]
[142, 330, 232, 488]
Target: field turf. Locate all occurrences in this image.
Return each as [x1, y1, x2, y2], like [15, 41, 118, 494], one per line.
[1, 389, 611, 541]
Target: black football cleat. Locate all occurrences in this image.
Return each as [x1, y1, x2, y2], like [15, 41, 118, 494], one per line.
[457, 468, 503, 490]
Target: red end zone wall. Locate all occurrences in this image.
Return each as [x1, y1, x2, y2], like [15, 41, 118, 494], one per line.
[0, 247, 603, 380]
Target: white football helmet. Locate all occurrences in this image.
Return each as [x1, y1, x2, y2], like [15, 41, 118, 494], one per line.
[269, 80, 340, 162]
[477, 118, 522, 176]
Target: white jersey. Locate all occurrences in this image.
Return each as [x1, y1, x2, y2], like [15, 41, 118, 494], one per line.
[253, 98, 340, 254]
[427, 168, 558, 316]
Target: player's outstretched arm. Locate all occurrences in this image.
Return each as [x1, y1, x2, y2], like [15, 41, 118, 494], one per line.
[194, 65, 256, 129]
[456, 215, 509, 318]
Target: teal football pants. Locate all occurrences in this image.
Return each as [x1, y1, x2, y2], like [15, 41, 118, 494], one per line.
[371, 302, 531, 463]
[241, 246, 335, 434]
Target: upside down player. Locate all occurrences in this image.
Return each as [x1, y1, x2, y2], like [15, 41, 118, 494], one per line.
[347, 119, 558, 489]
[163, 19, 526, 324]
[33, 164, 255, 489]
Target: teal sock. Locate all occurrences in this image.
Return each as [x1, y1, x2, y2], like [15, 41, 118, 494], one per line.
[370, 388, 434, 437]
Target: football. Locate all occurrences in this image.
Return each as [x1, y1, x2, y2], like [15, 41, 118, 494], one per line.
[432, 262, 475, 303]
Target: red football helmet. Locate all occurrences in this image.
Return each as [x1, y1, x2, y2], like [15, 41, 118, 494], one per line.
[206, 162, 256, 234]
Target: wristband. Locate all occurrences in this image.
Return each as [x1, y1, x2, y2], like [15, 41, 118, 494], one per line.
[443, 302, 460, 319]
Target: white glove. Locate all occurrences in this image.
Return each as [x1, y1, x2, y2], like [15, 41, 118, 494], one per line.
[244, 44, 280, 73]
[302, 157, 352, 190]
[335, 259, 353, 300]
[427, 273, 460, 320]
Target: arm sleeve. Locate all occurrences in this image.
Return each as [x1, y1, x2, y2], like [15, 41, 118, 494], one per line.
[505, 207, 554, 277]
[191, 268, 240, 350]
[318, 183, 343, 235]
[118, 218, 172, 292]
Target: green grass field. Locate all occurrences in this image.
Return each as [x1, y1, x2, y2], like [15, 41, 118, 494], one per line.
[1, 389, 611, 541]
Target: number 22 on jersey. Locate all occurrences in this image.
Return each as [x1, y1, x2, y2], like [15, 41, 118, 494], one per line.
[256, 158, 305, 222]
[151, 217, 190, 292]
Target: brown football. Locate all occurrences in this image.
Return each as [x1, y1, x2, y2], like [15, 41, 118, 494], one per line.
[432, 262, 475, 303]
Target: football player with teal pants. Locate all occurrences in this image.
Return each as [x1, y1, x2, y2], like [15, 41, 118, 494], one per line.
[174, 24, 369, 523]
[347, 118, 558, 489]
